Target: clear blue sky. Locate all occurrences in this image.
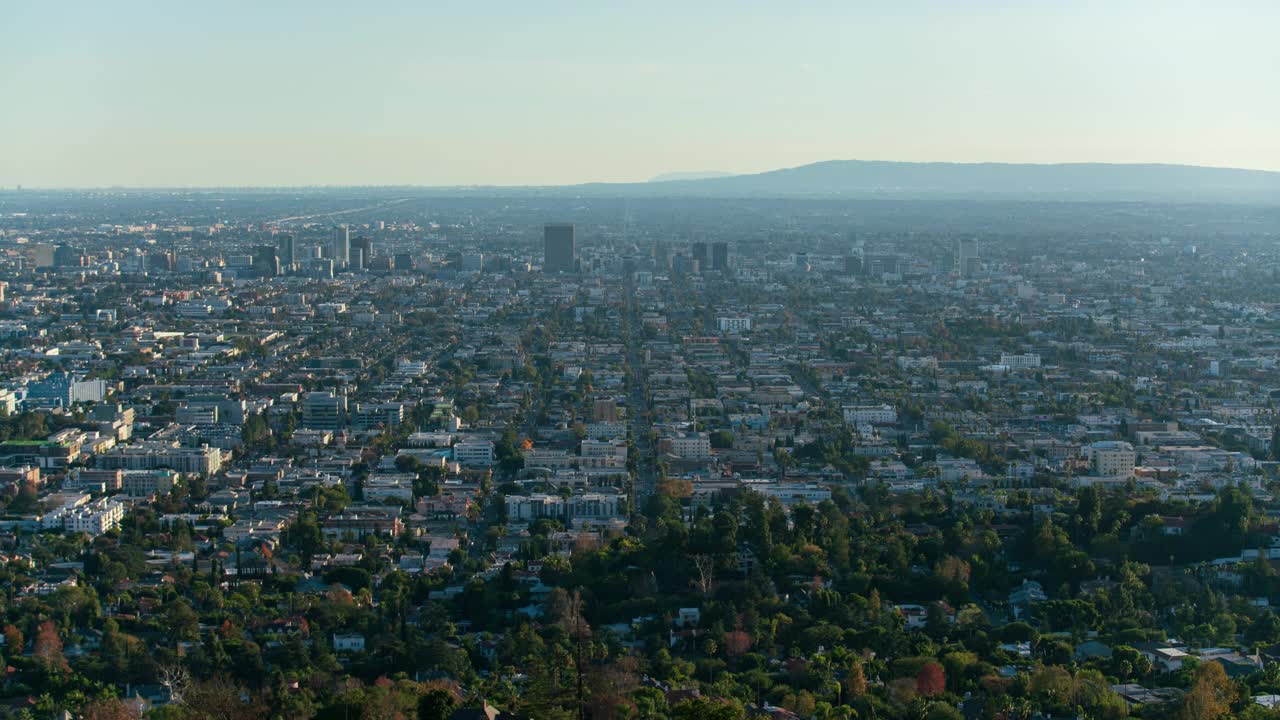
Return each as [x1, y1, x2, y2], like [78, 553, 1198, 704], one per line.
[2, 1, 1277, 187]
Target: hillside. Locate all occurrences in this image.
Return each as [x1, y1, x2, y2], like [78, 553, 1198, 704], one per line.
[578, 160, 1280, 202]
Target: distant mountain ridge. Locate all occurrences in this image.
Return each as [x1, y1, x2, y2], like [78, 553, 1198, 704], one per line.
[647, 170, 733, 183]
[581, 160, 1280, 202]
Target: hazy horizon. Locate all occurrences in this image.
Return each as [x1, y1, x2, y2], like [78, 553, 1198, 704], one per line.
[3, 1, 1278, 188]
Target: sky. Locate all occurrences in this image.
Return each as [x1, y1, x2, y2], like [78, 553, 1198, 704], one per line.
[2, 1, 1278, 187]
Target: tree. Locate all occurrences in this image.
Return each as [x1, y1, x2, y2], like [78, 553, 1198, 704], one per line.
[723, 629, 752, 660]
[417, 688, 458, 720]
[670, 697, 744, 720]
[158, 663, 190, 706]
[241, 413, 274, 452]
[917, 661, 946, 697]
[1179, 661, 1233, 720]
[691, 554, 716, 596]
[657, 477, 693, 499]
[586, 657, 640, 720]
[34, 620, 69, 672]
[1109, 645, 1153, 680]
[630, 687, 667, 720]
[1073, 485, 1102, 542]
[182, 675, 266, 720]
[548, 589, 591, 720]
[846, 658, 868, 698]
[3, 624, 23, 653]
[889, 677, 918, 706]
[395, 454, 423, 474]
[925, 703, 964, 720]
[165, 598, 200, 641]
[80, 698, 142, 720]
[935, 555, 971, 593]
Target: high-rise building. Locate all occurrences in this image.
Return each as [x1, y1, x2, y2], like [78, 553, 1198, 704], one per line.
[653, 242, 670, 270]
[147, 251, 175, 273]
[954, 238, 979, 278]
[252, 245, 280, 277]
[691, 242, 709, 269]
[53, 244, 86, 268]
[672, 254, 699, 275]
[393, 253, 415, 272]
[711, 242, 729, 271]
[544, 223, 576, 273]
[277, 234, 296, 272]
[310, 258, 334, 279]
[863, 254, 904, 277]
[350, 236, 373, 271]
[331, 225, 350, 266]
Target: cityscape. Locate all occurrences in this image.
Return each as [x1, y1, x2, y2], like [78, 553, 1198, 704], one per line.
[0, 187, 1279, 720]
[3, 2, 1280, 720]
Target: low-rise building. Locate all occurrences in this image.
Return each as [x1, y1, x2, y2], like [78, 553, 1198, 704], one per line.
[98, 443, 222, 477]
[322, 505, 403, 539]
[44, 498, 125, 537]
[454, 440, 495, 467]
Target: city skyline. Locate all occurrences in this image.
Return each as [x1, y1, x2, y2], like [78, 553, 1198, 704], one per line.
[3, 1, 1279, 187]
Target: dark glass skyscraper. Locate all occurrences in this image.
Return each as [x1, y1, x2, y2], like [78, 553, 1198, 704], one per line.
[350, 236, 373, 271]
[711, 241, 729, 271]
[276, 234, 295, 271]
[691, 242, 709, 269]
[53, 244, 86, 268]
[544, 223, 575, 273]
[252, 245, 280, 277]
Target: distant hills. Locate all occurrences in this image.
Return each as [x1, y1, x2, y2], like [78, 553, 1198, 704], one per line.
[583, 160, 1280, 202]
[15, 160, 1279, 204]
[647, 170, 734, 183]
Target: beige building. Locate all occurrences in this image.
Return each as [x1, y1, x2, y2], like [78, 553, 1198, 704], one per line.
[1088, 441, 1136, 478]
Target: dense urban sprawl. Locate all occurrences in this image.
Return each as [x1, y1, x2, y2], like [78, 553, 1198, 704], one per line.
[0, 192, 1279, 719]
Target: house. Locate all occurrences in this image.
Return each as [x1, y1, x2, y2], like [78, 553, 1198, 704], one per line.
[1110, 684, 1183, 708]
[998, 642, 1032, 658]
[126, 684, 172, 707]
[447, 700, 521, 720]
[1201, 649, 1263, 678]
[895, 604, 929, 630]
[676, 608, 701, 628]
[425, 536, 460, 570]
[1008, 580, 1047, 618]
[399, 552, 425, 573]
[1255, 695, 1280, 709]
[1074, 640, 1113, 662]
[332, 633, 366, 653]
[1133, 642, 1189, 672]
